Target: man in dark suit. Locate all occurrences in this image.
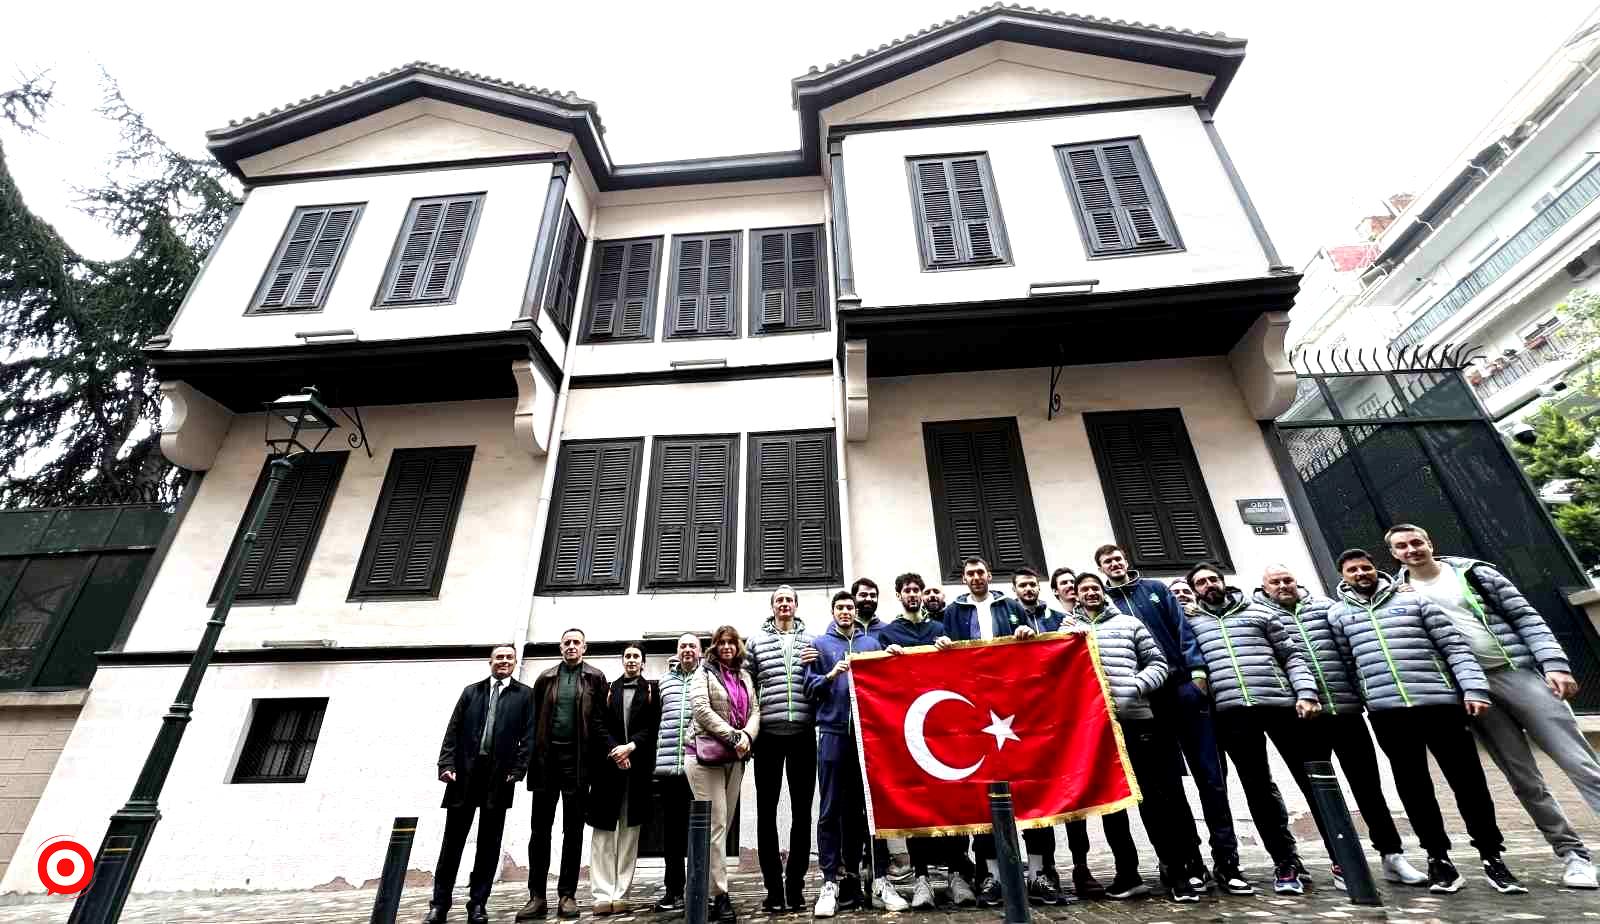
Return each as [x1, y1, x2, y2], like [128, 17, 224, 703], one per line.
[427, 644, 533, 924]
[518, 628, 609, 922]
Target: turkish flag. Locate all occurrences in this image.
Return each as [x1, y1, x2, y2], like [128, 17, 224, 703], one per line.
[850, 633, 1138, 836]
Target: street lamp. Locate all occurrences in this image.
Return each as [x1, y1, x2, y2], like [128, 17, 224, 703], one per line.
[71, 387, 339, 923]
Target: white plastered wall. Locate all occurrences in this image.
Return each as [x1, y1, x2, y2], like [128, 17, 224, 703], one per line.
[128, 399, 542, 651]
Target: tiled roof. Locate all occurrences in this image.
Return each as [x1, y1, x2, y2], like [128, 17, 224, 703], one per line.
[214, 61, 600, 137]
[801, 2, 1241, 78]
[1327, 244, 1380, 273]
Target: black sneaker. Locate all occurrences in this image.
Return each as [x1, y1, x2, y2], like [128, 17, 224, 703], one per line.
[1483, 857, 1528, 895]
[712, 894, 736, 924]
[837, 876, 864, 911]
[977, 875, 1003, 907]
[785, 887, 806, 912]
[1072, 866, 1105, 899]
[652, 894, 684, 914]
[1169, 880, 1200, 903]
[761, 892, 786, 913]
[1428, 856, 1462, 894]
[1106, 872, 1149, 900]
[1273, 862, 1304, 896]
[1214, 862, 1253, 896]
[1031, 869, 1064, 905]
[1188, 860, 1214, 893]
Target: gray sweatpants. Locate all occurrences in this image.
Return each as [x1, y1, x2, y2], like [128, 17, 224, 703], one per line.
[1474, 666, 1600, 861]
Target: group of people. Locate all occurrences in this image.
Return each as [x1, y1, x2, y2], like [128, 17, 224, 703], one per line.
[422, 524, 1600, 923]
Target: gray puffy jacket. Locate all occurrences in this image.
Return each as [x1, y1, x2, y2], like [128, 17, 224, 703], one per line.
[745, 617, 815, 735]
[1327, 574, 1490, 711]
[1187, 586, 1316, 712]
[1063, 603, 1168, 720]
[654, 660, 698, 778]
[1397, 556, 1571, 674]
[1251, 588, 1362, 714]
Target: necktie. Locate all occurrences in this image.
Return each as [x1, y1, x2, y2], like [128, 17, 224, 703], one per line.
[479, 679, 502, 757]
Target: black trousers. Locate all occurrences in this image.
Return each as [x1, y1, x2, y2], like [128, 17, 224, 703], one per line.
[1368, 705, 1504, 859]
[1065, 810, 1138, 877]
[1213, 707, 1305, 866]
[529, 742, 585, 899]
[907, 835, 978, 880]
[1121, 718, 1193, 875]
[754, 731, 816, 896]
[1297, 712, 1404, 855]
[432, 757, 508, 908]
[658, 774, 694, 898]
[1150, 682, 1238, 866]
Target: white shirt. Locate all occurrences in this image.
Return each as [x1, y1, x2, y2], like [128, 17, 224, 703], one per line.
[1409, 567, 1502, 665]
[973, 595, 995, 640]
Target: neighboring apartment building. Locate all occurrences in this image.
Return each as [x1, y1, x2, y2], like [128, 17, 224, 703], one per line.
[5, 6, 1314, 895]
[1290, 13, 1600, 428]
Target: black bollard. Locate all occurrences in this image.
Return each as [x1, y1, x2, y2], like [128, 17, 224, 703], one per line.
[987, 783, 1030, 924]
[686, 799, 713, 924]
[1304, 761, 1381, 906]
[370, 816, 419, 924]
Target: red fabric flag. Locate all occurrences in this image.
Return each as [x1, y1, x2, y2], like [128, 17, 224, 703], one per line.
[850, 633, 1138, 836]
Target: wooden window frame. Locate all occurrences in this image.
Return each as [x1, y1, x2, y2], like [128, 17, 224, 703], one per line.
[247, 204, 364, 314]
[348, 446, 475, 602]
[579, 237, 662, 344]
[374, 193, 485, 307]
[1082, 408, 1232, 572]
[639, 434, 739, 592]
[748, 225, 829, 335]
[231, 697, 328, 784]
[536, 438, 645, 595]
[743, 429, 842, 590]
[904, 153, 1011, 272]
[1055, 137, 1184, 260]
[922, 417, 1047, 583]
[665, 232, 741, 340]
[208, 452, 348, 606]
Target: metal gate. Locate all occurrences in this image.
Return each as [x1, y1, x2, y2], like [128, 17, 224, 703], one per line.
[1267, 350, 1600, 712]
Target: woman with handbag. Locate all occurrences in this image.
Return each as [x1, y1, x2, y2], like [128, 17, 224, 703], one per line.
[689, 624, 761, 923]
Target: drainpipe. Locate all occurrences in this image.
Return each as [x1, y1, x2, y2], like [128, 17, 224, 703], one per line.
[832, 354, 855, 587]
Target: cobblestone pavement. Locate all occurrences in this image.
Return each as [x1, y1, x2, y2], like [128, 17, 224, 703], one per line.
[6, 747, 1600, 923]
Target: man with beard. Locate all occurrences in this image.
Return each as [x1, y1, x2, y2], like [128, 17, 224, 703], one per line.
[650, 634, 703, 913]
[921, 585, 946, 620]
[1250, 564, 1426, 889]
[937, 557, 1037, 645]
[853, 577, 890, 638]
[1389, 524, 1600, 889]
[1185, 562, 1318, 896]
[746, 586, 816, 912]
[1328, 549, 1525, 896]
[881, 573, 977, 909]
[1094, 543, 1233, 893]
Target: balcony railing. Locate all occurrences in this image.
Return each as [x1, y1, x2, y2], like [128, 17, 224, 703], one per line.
[1470, 328, 1585, 399]
[1393, 161, 1600, 349]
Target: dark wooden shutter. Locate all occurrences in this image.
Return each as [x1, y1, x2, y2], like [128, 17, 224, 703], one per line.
[380, 194, 483, 304]
[923, 418, 1045, 582]
[350, 447, 474, 599]
[667, 233, 739, 338]
[582, 238, 660, 342]
[1057, 139, 1181, 258]
[538, 439, 643, 592]
[744, 430, 840, 587]
[908, 155, 1007, 269]
[542, 205, 588, 336]
[750, 226, 827, 334]
[641, 436, 737, 590]
[254, 205, 362, 311]
[1083, 409, 1230, 571]
[212, 452, 347, 604]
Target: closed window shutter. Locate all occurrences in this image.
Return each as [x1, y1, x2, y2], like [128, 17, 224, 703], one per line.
[923, 419, 1045, 582]
[583, 238, 660, 342]
[668, 234, 739, 338]
[542, 206, 588, 336]
[745, 431, 840, 587]
[642, 436, 736, 589]
[351, 447, 474, 599]
[255, 205, 362, 311]
[750, 226, 827, 334]
[214, 452, 347, 604]
[1058, 139, 1181, 257]
[381, 194, 483, 304]
[908, 155, 1007, 269]
[1084, 409, 1229, 571]
[539, 439, 643, 592]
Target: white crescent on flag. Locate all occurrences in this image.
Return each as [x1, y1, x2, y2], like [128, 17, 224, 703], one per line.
[902, 689, 984, 781]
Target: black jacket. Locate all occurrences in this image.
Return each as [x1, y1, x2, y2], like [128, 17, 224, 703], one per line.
[437, 675, 534, 810]
[527, 661, 610, 790]
[587, 675, 662, 830]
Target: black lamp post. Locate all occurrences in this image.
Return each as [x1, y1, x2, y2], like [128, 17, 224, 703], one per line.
[71, 387, 339, 923]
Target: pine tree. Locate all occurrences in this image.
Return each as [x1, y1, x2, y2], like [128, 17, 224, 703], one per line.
[0, 74, 236, 507]
[1512, 405, 1600, 568]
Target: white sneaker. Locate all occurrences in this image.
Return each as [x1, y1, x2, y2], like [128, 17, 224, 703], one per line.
[1382, 852, 1428, 886]
[1564, 855, 1599, 889]
[814, 881, 839, 918]
[873, 876, 909, 911]
[910, 875, 937, 909]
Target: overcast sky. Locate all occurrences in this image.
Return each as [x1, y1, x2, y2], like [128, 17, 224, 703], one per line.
[4, 0, 1596, 268]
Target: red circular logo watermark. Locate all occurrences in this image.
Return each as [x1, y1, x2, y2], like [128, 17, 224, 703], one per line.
[37, 837, 92, 895]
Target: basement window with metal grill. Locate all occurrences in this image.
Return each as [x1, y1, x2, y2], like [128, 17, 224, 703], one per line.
[922, 418, 1046, 583]
[1083, 409, 1231, 572]
[349, 447, 474, 600]
[906, 155, 1010, 271]
[250, 204, 363, 312]
[1056, 138, 1183, 259]
[377, 194, 484, 306]
[232, 697, 327, 783]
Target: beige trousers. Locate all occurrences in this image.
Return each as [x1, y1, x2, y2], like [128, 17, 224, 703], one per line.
[687, 760, 745, 897]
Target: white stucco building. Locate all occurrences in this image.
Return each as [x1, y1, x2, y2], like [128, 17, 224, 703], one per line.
[7, 5, 1320, 897]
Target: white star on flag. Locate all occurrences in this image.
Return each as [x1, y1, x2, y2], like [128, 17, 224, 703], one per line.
[982, 711, 1020, 750]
